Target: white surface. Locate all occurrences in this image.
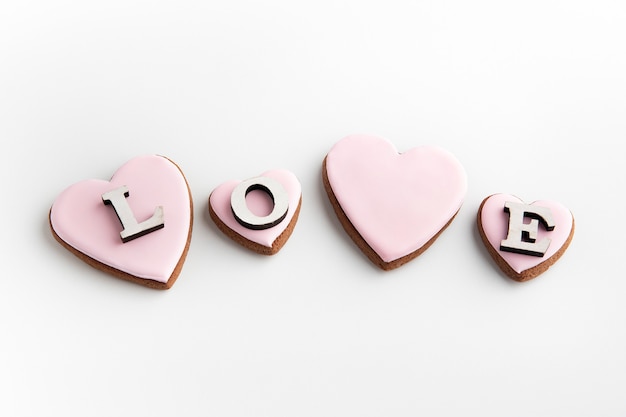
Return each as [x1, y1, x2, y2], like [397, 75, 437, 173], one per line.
[1, 1, 624, 416]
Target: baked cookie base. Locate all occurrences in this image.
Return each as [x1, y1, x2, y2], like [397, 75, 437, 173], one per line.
[48, 157, 194, 290]
[476, 196, 575, 282]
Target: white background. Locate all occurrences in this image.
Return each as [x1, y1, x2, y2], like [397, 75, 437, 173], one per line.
[1, 1, 625, 416]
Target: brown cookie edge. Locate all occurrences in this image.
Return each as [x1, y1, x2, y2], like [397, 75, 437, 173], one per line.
[208, 194, 302, 256]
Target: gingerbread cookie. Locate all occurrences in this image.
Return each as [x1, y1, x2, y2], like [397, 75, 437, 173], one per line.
[323, 134, 467, 270]
[477, 193, 574, 281]
[49, 155, 193, 289]
[208, 169, 302, 255]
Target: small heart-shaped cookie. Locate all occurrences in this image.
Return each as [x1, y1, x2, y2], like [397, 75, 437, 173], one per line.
[323, 134, 467, 270]
[477, 193, 574, 281]
[208, 169, 302, 255]
[49, 155, 193, 289]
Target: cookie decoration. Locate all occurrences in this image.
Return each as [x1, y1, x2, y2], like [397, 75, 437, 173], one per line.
[208, 169, 302, 255]
[49, 155, 193, 289]
[477, 193, 574, 281]
[323, 134, 467, 270]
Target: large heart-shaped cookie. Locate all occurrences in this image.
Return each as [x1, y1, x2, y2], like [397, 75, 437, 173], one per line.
[49, 155, 193, 289]
[323, 134, 467, 270]
[477, 193, 574, 281]
[208, 169, 302, 255]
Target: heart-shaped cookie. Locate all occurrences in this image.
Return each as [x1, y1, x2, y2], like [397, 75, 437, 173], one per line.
[208, 169, 302, 255]
[49, 155, 193, 289]
[323, 134, 467, 270]
[477, 193, 574, 281]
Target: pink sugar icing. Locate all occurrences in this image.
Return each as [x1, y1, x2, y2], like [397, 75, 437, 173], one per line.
[325, 134, 467, 263]
[49, 155, 192, 283]
[480, 193, 573, 274]
[209, 169, 302, 248]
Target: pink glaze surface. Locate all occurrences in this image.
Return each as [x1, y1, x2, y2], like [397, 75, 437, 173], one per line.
[325, 134, 467, 263]
[209, 170, 301, 248]
[50, 155, 191, 283]
[480, 193, 573, 274]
